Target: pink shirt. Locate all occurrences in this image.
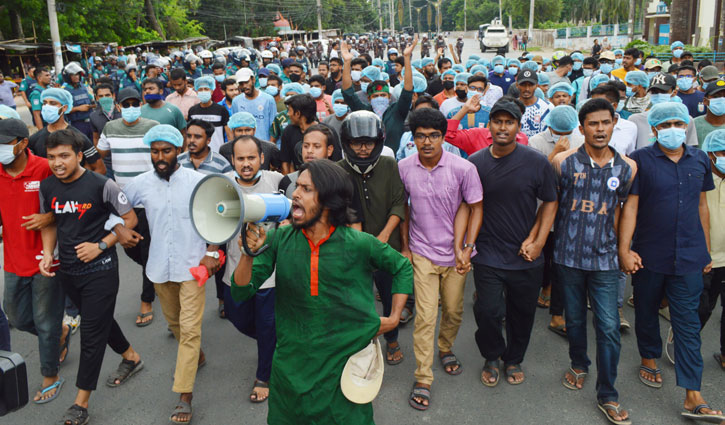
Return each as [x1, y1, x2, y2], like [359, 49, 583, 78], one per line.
[165, 87, 200, 119]
[398, 151, 483, 266]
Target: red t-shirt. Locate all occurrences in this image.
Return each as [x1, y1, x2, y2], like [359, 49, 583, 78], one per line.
[445, 119, 529, 155]
[0, 151, 52, 276]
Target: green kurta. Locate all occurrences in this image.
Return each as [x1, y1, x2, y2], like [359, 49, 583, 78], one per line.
[231, 225, 413, 425]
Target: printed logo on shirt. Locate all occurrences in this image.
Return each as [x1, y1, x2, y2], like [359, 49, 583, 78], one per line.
[117, 192, 129, 205]
[24, 180, 41, 192]
[607, 176, 620, 190]
[51, 197, 93, 219]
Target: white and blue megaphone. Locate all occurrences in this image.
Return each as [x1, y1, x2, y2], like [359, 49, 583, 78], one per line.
[189, 174, 291, 256]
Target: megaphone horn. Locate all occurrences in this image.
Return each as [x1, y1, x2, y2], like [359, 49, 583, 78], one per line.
[189, 174, 291, 256]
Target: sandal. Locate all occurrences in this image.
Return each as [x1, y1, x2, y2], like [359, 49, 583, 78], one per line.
[439, 353, 462, 375]
[714, 352, 725, 371]
[34, 377, 65, 404]
[504, 364, 525, 385]
[408, 385, 431, 411]
[135, 311, 154, 327]
[537, 291, 551, 308]
[598, 401, 632, 425]
[386, 343, 404, 365]
[548, 324, 567, 337]
[250, 380, 269, 403]
[399, 307, 414, 325]
[61, 404, 89, 425]
[638, 365, 662, 388]
[561, 367, 587, 390]
[681, 404, 725, 423]
[480, 359, 500, 387]
[170, 400, 193, 424]
[218, 303, 226, 319]
[106, 359, 144, 387]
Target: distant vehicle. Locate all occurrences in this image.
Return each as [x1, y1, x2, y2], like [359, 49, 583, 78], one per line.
[402, 26, 414, 36]
[480, 19, 509, 54]
[343, 33, 359, 40]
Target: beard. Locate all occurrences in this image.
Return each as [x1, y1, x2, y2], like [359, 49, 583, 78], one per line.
[153, 156, 178, 180]
[291, 202, 323, 230]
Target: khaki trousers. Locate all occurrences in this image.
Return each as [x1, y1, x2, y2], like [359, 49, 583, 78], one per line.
[411, 252, 467, 385]
[154, 280, 205, 393]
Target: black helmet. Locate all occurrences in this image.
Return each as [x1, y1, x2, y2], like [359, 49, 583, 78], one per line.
[341, 110, 385, 175]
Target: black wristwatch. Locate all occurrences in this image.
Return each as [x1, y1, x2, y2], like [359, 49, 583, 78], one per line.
[98, 241, 108, 251]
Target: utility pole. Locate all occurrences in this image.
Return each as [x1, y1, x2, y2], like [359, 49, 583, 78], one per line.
[464, 0, 467, 32]
[499, 0, 503, 21]
[316, 0, 324, 41]
[627, 0, 635, 41]
[378, 0, 384, 32]
[390, 0, 395, 32]
[528, 0, 534, 37]
[47, 0, 64, 76]
[409, 0, 412, 28]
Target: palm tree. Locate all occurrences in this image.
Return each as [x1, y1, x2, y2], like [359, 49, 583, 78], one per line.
[669, 0, 692, 44]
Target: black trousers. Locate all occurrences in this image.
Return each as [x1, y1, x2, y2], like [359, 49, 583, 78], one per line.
[473, 264, 543, 366]
[122, 208, 155, 303]
[58, 261, 130, 391]
[542, 232, 564, 316]
[699, 267, 725, 355]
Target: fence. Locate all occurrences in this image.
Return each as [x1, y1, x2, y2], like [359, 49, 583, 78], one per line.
[554, 22, 644, 50]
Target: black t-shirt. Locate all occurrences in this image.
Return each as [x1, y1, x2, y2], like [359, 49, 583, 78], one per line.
[280, 122, 343, 169]
[219, 139, 280, 171]
[29, 126, 102, 167]
[39, 170, 132, 273]
[427, 76, 443, 97]
[592, 44, 602, 56]
[188, 102, 230, 128]
[468, 144, 557, 270]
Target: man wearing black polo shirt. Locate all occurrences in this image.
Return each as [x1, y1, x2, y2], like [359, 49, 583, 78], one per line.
[90, 83, 121, 178]
[469, 97, 558, 388]
[38, 129, 143, 425]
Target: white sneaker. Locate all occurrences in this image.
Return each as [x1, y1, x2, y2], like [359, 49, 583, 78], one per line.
[69, 315, 80, 335]
[62, 314, 72, 326]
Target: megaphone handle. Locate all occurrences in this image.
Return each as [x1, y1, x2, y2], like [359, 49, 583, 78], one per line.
[242, 223, 269, 257]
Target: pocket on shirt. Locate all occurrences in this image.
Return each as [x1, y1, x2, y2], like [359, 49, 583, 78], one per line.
[687, 170, 705, 193]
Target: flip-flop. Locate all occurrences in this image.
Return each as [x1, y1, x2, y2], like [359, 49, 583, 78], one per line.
[399, 307, 414, 325]
[504, 364, 525, 385]
[638, 365, 662, 388]
[561, 367, 587, 390]
[386, 343, 404, 365]
[218, 303, 226, 319]
[481, 360, 500, 387]
[681, 404, 725, 423]
[714, 352, 725, 370]
[598, 401, 632, 425]
[408, 385, 431, 411]
[135, 311, 154, 327]
[439, 353, 463, 376]
[537, 290, 551, 308]
[548, 324, 567, 337]
[170, 400, 193, 424]
[33, 377, 65, 404]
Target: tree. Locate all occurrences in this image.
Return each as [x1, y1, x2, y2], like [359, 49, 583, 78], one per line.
[669, 0, 691, 44]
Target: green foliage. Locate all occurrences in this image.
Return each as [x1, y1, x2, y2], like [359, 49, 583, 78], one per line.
[502, 0, 562, 28]
[443, 0, 500, 31]
[626, 40, 713, 55]
[536, 20, 571, 29]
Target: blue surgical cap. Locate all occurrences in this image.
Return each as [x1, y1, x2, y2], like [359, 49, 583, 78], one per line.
[465, 59, 477, 70]
[412, 59, 422, 69]
[143, 124, 183, 147]
[671, 41, 685, 51]
[543, 57, 551, 65]
[613, 49, 623, 56]
[507, 58, 521, 68]
[0, 105, 21, 120]
[331, 89, 344, 103]
[589, 74, 610, 91]
[381, 72, 389, 81]
[41, 88, 73, 109]
[538, 72, 550, 85]
[281, 83, 305, 97]
[442, 69, 457, 78]
[372, 58, 385, 68]
[194, 76, 215, 91]
[492, 55, 505, 66]
[362, 66, 381, 81]
[522, 61, 539, 72]
[469, 54, 481, 61]
[451, 64, 465, 73]
[454, 72, 472, 84]
[525, 53, 534, 61]
[535, 87, 546, 101]
[572, 52, 584, 62]
[625, 70, 650, 89]
[229, 111, 257, 129]
[544, 105, 579, 133]
[547, 82, 575, 98]
[469, 65, 488, 76]
[412, 75, 428, 93]
[266, 63, 282, 75]
[702, 129, 725, 152]
[478, 58, 490, 68]
[421, 58, 435, 67]
[647, 102, 690, 127]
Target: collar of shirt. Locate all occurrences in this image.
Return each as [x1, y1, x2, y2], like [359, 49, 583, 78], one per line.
[574, 143, 616, 169]
[301, 225, 337, 296]
[0, 150, 43, 179]
[413, 149, 449, 171]
[652, 141, 695, 159]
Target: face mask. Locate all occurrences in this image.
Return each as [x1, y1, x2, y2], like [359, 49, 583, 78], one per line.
[537, 65, 543, 72]
[333, 104, 349, 117]
[289, 73, 301, 83]
[600, 64, 613, 74]
[626, 86, 634, 97]
[41, 105, 62, 124]
[371, 97, 390, 117]
[615, 58, 623, 66]
[214, 75, 225, 83]
[546, 65, 553, 72]
[583, 69, 594, 77]
[714, 156, 725, 174]
[494, 65, 504, 74]
[508, 67, 518, 75]
[309, 87, 322, 98]
[573, 62, 582, 71]
[455, 89, 468, 100]
[650, 93, 673, 105]
[258, 78, 268, 88]
[702, 82, 710, 91]
[198, 91, 212, 103]
[676, 77, 693, 91]
[647, 71, 657, 79]
[360, 82, 369, 93]
[673, 49, 683, 58]
[0, 143, 18, 165]
[351, 70, 362, 82]
[265, 86, 279, 97]
[616, 102, 624, 112]
[99, 97, 114, 114]
[442, 80, 455, 90]
[708, 97, 725, 116]
[566, 70, 572, 77]
[657, 127, 686, 149]
[551, 133, 562, 142]
[235, 169, 262, 181]
[121, 106, 141, 122]
[635, 58, 642, 66]
[144, 94, 163, 103]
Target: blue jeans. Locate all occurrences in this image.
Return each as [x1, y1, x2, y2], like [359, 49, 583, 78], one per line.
[633, 269, 703, 391]
[0, 304, 10, 351]
[557, 265, 621, 403]
[3, 271, 64, 377]
[617, 271, 627, 309]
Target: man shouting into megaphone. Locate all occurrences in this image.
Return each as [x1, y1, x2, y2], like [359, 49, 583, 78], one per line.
[231, 159, 413, 424]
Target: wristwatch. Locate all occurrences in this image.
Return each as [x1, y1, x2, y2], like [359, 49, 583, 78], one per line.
[205, 251, 220, 259]
[98, 241, 108, 251]
[462, 243, 475, 250]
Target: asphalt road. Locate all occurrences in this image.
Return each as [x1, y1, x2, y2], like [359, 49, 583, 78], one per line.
[3, 38, 724, 425]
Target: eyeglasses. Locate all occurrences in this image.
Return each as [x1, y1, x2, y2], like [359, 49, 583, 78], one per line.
[350, 140, 376, 149]
[468, 86, 486, 93]
[413, 132, 443, 142]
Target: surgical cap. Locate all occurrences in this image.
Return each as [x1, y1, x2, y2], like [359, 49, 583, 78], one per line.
[469, 65, 488, 76]
[469, 54, 481, 61]
[381, 72, 389, 81]
[41, 88, 74, 109]
[671, 41, 685, 50]
[372, 58, 384, 68]
[547, 82, 575, 98]
[571, 52, 584, 62]
[411, 60, 422, 69]
[0, 105, 21, 120]
[412, 75, 428, 93]
[613, 49, 623, 56]
[442, 69, 457, 79]
[625, 71, 649, 89]
[522, 61, 539, 72]
[507, 58, 521, 68]
[451, 64, 465, 73]
[478, 58, 490, 67]
[421, 58, 435, 67]
[534, 87, 546, 101]
[465, 59, 477, 70]
[647, 102, 690, 127]
[701, 129, 725, 152]
[538, 72, 550, 85]
[229, 111, 257, 129]
[589, 74, 610, 91]
[544, 105, 579, 133]
[525, 53, 534, 61]
[194, 76, 215, 91]
[143, 124, 183, 147]
[454, 72, 472, 84]
[361, 66, 381, 81]
[281, 83, 305, 97]
[266, 63, 282, 75]
[543, 58, 551, 65]
[492, 55, 505, 66]
[331, 89, 344, 103]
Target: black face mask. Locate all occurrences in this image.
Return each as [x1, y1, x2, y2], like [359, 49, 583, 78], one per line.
[455, 89, 467, 100]
[442, 80, 454, 90]
[289, 73, 301, 83]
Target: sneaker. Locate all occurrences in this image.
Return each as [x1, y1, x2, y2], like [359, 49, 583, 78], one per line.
[665, 326, 675, 365]
[619, 308, 630, 331]
[62, 314, 72, 326]
[69, 315, 80, 335]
